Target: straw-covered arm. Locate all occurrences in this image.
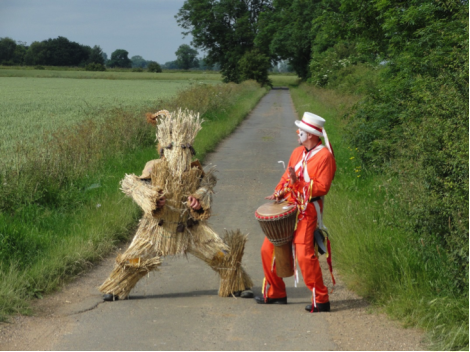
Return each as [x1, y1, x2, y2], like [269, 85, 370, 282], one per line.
[120, 174, 164, 217]
[188, 168, 217, 221]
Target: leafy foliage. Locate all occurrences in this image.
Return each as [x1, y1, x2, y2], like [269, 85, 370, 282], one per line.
[147, 61, 162, 73]
[343, 1, 469, 291]
[107, 49, 132, 68]
[176, 0, 272, 82]
[131, 55, 148, 68]
[239, 49, 272, 86]
[23, 36, 91, 66]
[256, 0, 321, 80]
[85, 63, 106, 71]
[175, 44, 199, 70]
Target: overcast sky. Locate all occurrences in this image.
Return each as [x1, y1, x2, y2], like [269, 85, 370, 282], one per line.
[0, 0, 195, 64]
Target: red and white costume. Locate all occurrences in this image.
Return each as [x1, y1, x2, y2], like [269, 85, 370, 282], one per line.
[261, 138, 336, 305]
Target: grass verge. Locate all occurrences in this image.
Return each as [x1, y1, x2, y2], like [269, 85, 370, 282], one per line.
[289, 83, 469, 351]
[0, 80, 268, 321]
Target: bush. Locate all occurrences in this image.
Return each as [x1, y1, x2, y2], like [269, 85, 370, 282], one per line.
[85, 63, 106, 71]
[147, 61, 162, 73]
[238, 49, 271, 87]
[34, 65, 45, 70]
[1, 60, 15, 66]
[131, 67, 143, 72]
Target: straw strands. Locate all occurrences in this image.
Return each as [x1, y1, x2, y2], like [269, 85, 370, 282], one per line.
[216, 230, 253, 297]
[156, 108, 203, 177]
[120, 174, 163, 217]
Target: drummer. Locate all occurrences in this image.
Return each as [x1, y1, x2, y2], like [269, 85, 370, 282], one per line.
[255, 112, 336, 312]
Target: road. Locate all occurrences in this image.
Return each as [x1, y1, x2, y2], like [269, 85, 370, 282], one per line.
[0, 88, 424, 351]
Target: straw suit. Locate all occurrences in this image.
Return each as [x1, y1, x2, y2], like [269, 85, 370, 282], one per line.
[256, 112, 336, 312]
[99, 109, 253, 300]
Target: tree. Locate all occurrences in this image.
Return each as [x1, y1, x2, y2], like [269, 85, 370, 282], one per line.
[131, 55, 148, 68]
[239, 49, 272, 86]
[0, 37, 17, 64]
[163, 60, 180, 69]
[107, 49, 132, 68]
[88, 45, 105, 65]
[176, 0, 272, 83]
[147, 61, 162, 72]
[22, 36, 90, 66]
[255, 0, 328, 80]
[175, 44, 199, 70]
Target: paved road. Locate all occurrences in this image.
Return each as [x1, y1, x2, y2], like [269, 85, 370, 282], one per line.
[52, 88, 336, 350]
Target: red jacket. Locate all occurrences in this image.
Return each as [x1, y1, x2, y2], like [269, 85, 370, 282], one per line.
[274, 142, 336, 243]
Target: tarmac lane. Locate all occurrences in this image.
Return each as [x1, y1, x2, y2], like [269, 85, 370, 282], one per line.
[52, 88, 337, 351]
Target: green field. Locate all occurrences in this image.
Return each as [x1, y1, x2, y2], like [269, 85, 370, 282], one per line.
[0, 67, 224, 81]
[0, 77, 200, 165]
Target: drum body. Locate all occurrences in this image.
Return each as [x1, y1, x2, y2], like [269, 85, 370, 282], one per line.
[255, 201, 296, 277]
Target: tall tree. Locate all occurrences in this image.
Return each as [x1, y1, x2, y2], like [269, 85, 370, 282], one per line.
[0, 37, 17, 64]
[131, 55, 148, 68]
[175, 44, 199, 70]
[176, 0, 272, 83]
[256, 0, 323, 80]
[88, 45, 105, 65]
[107, 49, 132, 68]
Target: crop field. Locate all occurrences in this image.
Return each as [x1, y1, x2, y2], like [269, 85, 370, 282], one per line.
[0, 77, 201, 164]
[0, 67, 224, 81]
[0, 69, 297, 167]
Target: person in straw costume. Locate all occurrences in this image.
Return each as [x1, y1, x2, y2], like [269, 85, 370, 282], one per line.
[100, 109, 253, 301]
[255, 112, 336, 312]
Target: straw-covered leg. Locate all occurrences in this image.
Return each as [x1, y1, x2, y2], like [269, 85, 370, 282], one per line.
[187, 224, 253, 297]
[99, 216, 164, 299]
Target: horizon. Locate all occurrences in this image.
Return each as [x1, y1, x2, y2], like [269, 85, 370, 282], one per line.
[0, 0, 195, 64]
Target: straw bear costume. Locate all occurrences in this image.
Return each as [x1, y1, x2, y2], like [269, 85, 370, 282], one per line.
[99, 109, 253, 299]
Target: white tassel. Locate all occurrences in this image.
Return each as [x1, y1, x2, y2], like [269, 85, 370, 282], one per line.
[322, 128, 333, 155]
[292, 244, 299, 287]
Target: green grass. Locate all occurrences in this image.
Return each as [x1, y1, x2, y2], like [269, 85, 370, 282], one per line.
[0, 80, 268, 321]
[289, 83, 469, 351]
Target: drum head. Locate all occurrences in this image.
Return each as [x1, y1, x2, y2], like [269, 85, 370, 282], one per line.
[256, 201, 295, 217]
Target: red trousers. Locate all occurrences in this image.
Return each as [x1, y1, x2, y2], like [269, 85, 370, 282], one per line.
[260, 217, 329, 304]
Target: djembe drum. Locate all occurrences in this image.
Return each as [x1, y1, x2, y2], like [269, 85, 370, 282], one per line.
[255, 201, 296, 277]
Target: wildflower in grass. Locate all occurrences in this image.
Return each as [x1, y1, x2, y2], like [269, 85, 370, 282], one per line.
[350, 156, 354, 160]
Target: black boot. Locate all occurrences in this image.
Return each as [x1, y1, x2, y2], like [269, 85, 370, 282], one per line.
[233, 289, 254, 298]
[305, 301, 330, 312]
[255, 296, 287, 304]
[103, 293, 119, 302]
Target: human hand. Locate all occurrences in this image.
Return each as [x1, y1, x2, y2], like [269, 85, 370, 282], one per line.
[288, 166, 297, 184]
[157, 196, 166, 208]
[188, 196, 202, 210]
[265, 194, 277, 200]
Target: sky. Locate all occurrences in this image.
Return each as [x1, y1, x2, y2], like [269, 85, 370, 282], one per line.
[0, 0, 194, 64]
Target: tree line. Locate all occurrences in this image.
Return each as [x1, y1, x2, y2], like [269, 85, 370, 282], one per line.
[0, 36, 217, 71]
[178, 0, 469, 291]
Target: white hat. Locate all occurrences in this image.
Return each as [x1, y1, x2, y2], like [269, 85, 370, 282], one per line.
[295, 112, 325, 137]
[295, 112, 333, 155]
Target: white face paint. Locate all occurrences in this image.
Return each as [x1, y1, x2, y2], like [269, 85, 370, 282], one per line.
[298, 129, 308, 144]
